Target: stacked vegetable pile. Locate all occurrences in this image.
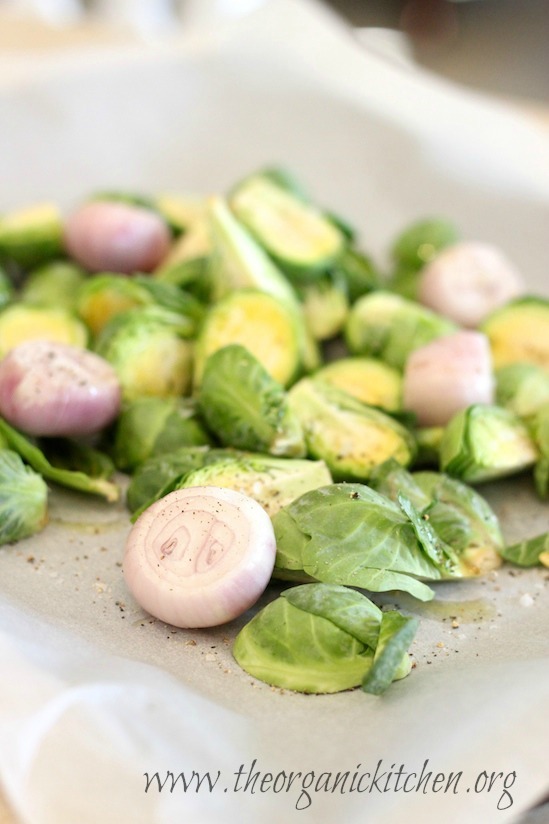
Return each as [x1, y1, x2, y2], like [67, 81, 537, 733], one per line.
[0, 168, 548, 695]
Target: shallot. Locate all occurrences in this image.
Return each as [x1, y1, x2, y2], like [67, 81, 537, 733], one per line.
[64, 201, 171, 274]
[123, 486, 277, 628]
[0, 339, 121, 436]
[403, 330, 494, 426]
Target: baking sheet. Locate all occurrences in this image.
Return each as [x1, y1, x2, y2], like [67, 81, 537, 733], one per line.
[0, 1, 548, 822]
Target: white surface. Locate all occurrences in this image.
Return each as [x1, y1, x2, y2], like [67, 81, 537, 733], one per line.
[0, 1, 548, 822]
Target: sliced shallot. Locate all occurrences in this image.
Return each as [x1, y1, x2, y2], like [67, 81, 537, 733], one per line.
[403, 330, 494, 427]
[123, 486, 277, 628]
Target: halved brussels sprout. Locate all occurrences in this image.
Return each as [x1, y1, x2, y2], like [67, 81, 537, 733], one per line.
[495, 363, 549, 420]
[153, 193, 206, 235]
[194, 288, 303, 388]
[439, 404, 538, 483]
[529, 402, 549, 498]
[177, 453, 332, 517]
[345, 290, 456, 370]
[20, 261, 86, 310]
[481, 296, 549, 370]
[233, 583, 416, 694]
[0, 304, 88, 357]
[287, 378, 415, 481]
[95, 306, 194, 401]
[77, 273, 203, 339]
[0, 203, 63, 269]
[229, 173, 345, 278]
[113, 397, 211, 471]
[299, 270, 349, 341]
[0, 448, 48, 546]
[314, 357, 402, 412]
[198, 344, 305, 457]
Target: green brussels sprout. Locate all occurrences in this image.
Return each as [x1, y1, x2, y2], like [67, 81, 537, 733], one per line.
[113, 397, 211, 471]
[0, 266, 14, 309]
[95, 306, 194, 401]
[125, 446, 236, 514]
[77, 273, 203, 339]
[177, 453, 332, 517]
[198, 345, 305, 458]
[233, 583, 417, 694]
[481, 296, 549, 370]
[331, 246, 381, 303]
[0, 303, 88, 357]
[414, 426, 444, 467]
[495, 363, 549, 420]
[272, 483, 460, 601]
[20, 260, 86, 310]
[194, 288, 304, 388]
[391, 217, 459, 270]
[314, 357, 402, 412]
[229, 173, 345, 279]
[0, 203, 64, 269]
[299, 270, 349, 341]
[370, 459, 503, 576]
[345, 290, 456, 370]
[529, 402, 549, 499]
[153, 193, 207, 236]
[439, 404, 538, 483]
[287, 378, 415, 481]
[0, 449, 48, 545]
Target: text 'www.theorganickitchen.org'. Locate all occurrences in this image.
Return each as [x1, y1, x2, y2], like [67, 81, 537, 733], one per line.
[143, 758, 517, 812]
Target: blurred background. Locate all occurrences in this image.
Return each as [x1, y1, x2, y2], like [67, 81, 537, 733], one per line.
[0, 0, 547, 108]
[327, 0, 548, 105]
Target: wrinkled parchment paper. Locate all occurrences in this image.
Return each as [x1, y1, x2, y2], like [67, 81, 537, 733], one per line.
[0, 2, 548, 822]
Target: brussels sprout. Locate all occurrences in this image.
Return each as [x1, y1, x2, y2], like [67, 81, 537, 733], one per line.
[0, 203, 63, 269]
[332, 246, 381, 303]
[0, 303, 88, 357]
[370, 460, 503, 576]
[113, 397, 211, 471]
[20, 261, 86, 310]
[177, 454, 332, 517]
[495, 363, 549, 420]
[299, 270, 349, 341]
[345, 290, 456, 370]
[229, 173, 345, 278]
[500, 532, 549, 568]
[40, 438, 115, 482]
[95, 306, 194, 401]
[287, 378, 415, 481]
[207, 195, 298, 305]
[414, 426, 444, 466]
[387, 264, 422, 301]
[481, 296, 549, 370]
[0, 418, 119, 501]
[153, 193, 206, 235]
[439, 404, 538, 483]
[391, 217, 459, 271]
[0, 266, 14, 309]
[194, 288, 303, 388]
[198, 345, 305, 457]
[314, 357, 402, 412]
[233, 583, 416, 694]
[529, 402, 549, 499]
[125, 446, 235, 514]
[272, 483, 458, 601]
[0, 449, 48, 546]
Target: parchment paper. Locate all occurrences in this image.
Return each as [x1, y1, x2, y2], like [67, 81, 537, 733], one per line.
[0, 2, 548, 822]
